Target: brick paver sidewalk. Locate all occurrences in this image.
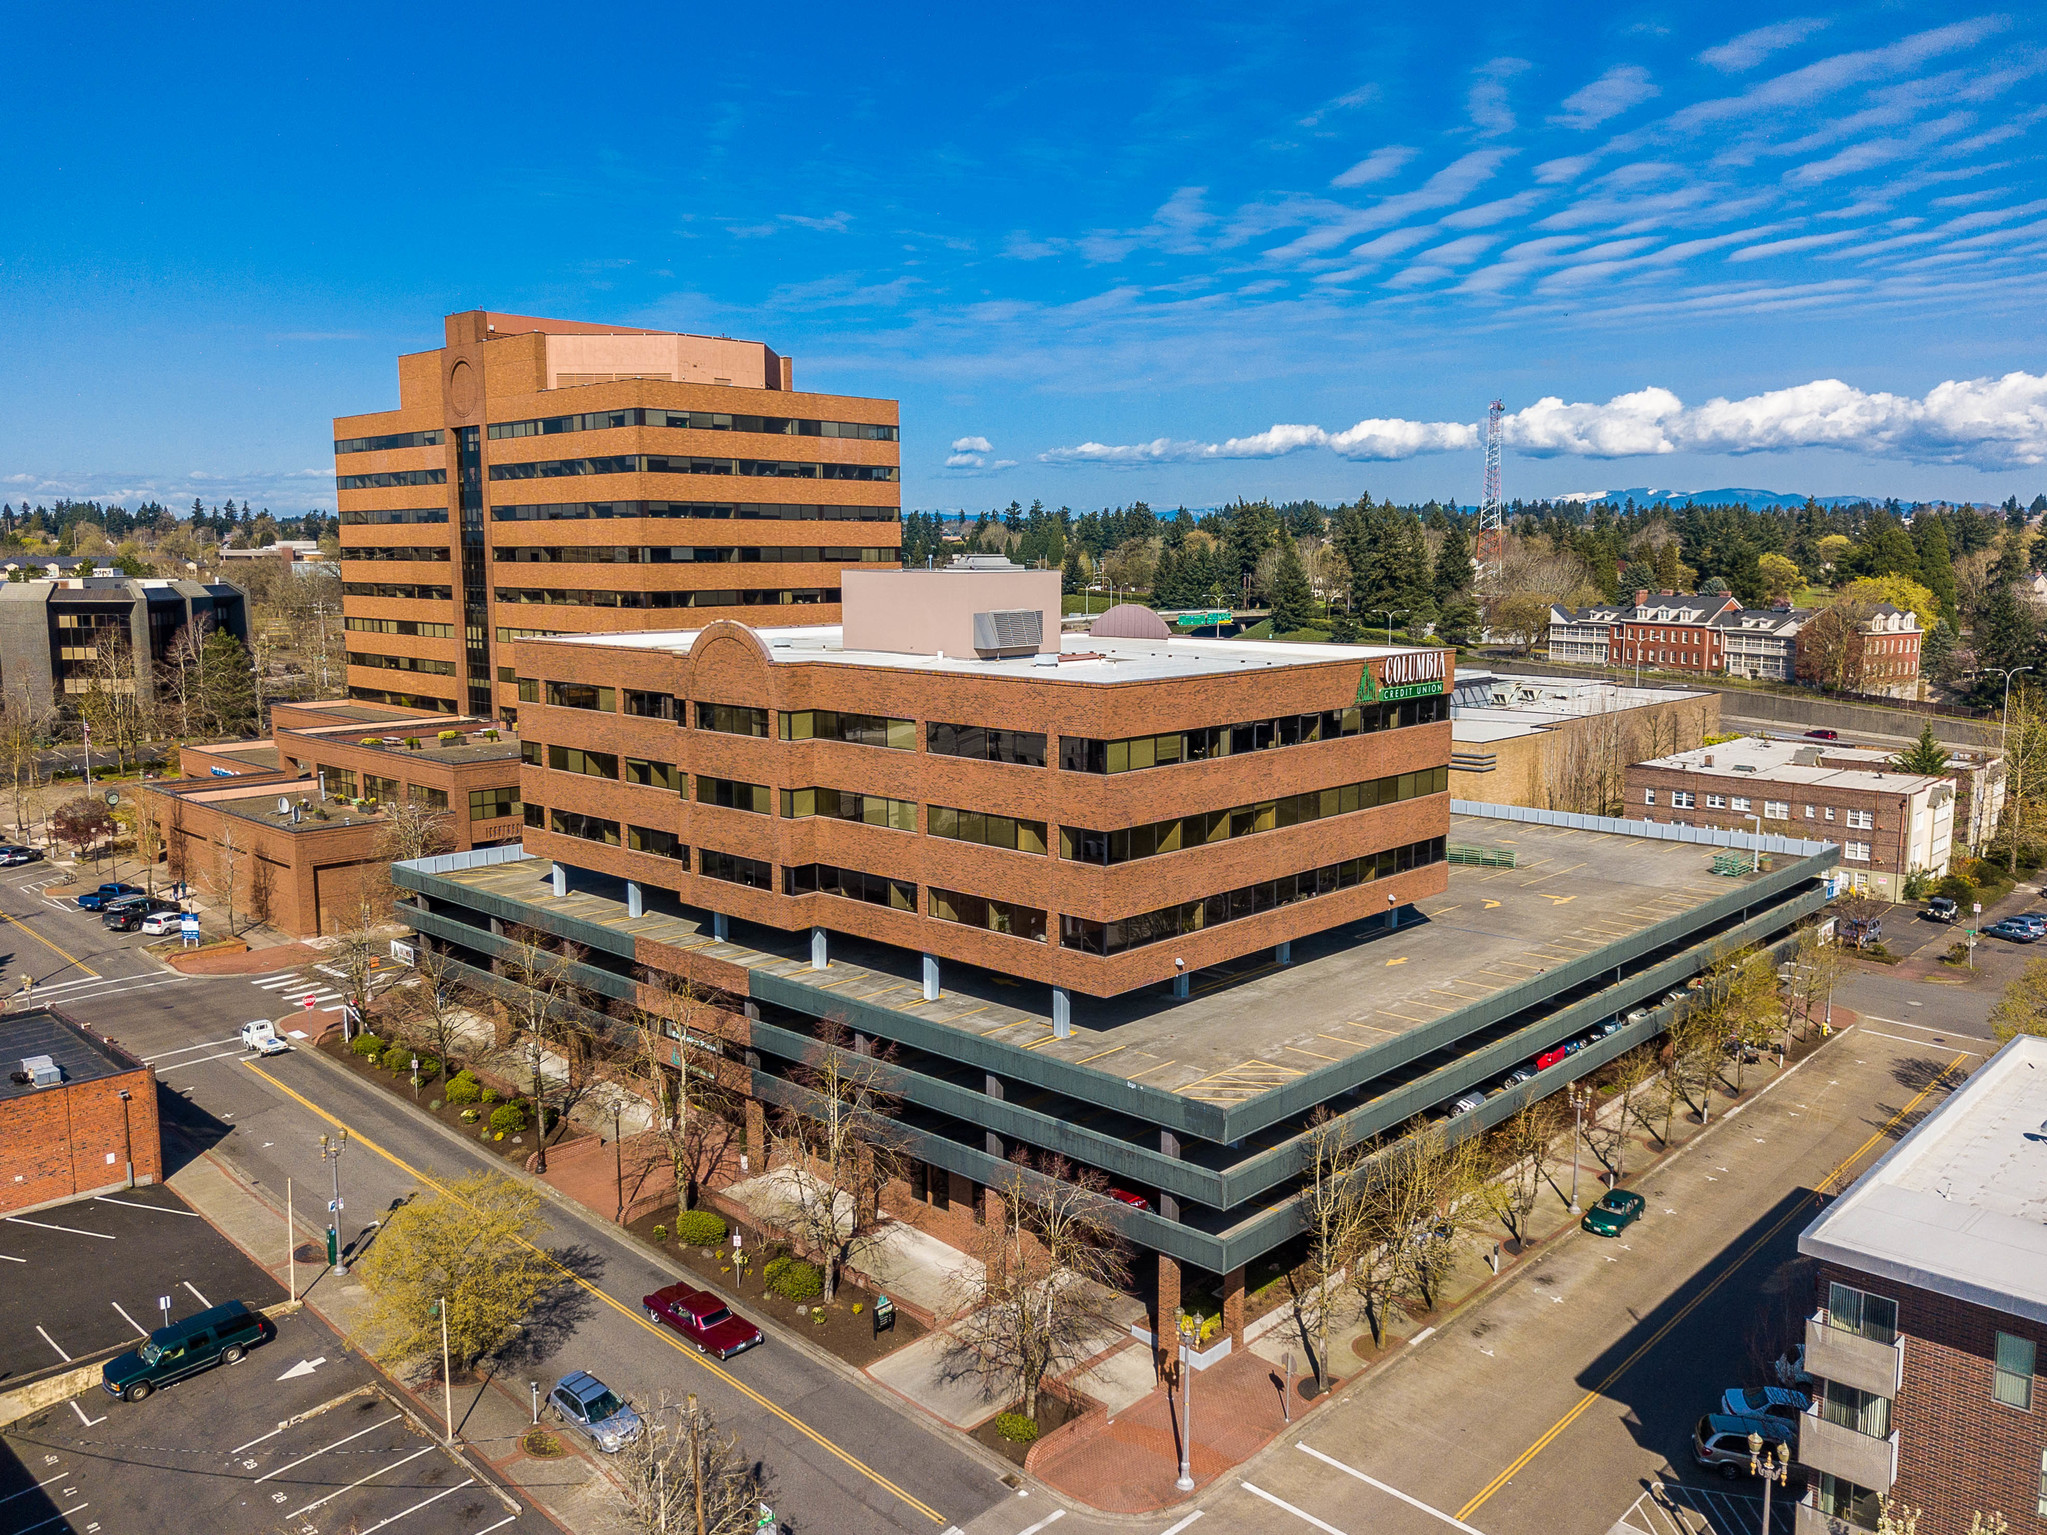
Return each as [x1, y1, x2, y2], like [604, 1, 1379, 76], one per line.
[1032, 1347, 1292, 1513]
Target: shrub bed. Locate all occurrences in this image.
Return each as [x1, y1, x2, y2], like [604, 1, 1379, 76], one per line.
[673, 1210, 727, 1247]
[763, 1256, 823, 1301]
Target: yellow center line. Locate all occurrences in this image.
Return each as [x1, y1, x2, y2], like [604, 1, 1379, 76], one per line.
[243, 1062, 947, 1525]
[2, 909, 98, 978]
[1455, 1049, 1970, 1523]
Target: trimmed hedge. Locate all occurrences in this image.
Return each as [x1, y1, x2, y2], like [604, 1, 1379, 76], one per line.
[673, 1211, 727, 1247]
[349, 1033, 385, 1059]
[763, 1256, 822, 1301]
[443, 1071, 483, 1105]
[994, 1412, 1039, 1444]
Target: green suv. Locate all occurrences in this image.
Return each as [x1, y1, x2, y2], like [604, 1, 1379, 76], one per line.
[102, 1301, 268, 1402]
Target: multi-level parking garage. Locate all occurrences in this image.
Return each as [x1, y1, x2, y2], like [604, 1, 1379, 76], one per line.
[395, 803, 1835, 1356]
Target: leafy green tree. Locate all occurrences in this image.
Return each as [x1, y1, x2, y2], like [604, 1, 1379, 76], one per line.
[1990, 958, 2047, 1043]
[1060, 540, 1087, 596]
[1268, 540, 1315, 635]
[1434, 595, 1479, 649]
[1891, 724, 1951, 777]
[1849, 515, 1923, 582]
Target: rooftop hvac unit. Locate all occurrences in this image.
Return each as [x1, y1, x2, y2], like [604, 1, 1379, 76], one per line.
[21, 1055, 61, 1087]
[971, 608, 1042, 656]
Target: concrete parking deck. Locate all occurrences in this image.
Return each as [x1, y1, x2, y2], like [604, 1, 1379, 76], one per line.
[422, 813, 1796, 1104]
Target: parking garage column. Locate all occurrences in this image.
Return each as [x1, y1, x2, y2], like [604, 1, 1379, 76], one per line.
[1222, 1264, 1246, 1347]
[811, 926, 827, 970]
[712, 912, 729, 941]
[1154, 1254, 1182, 1382]
[984, 1073, 1004, 1160]
[626, 881, 643, 918]
[1052, 986, 1071, 1038]
[551, 862, 567, 897]
[1275, 939, 1291, 965]
[1157, 1129, 1180, 1221]
[922, 953, 940, 1001]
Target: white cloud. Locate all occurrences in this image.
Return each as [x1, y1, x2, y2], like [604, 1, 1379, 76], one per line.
[951, 436, 992, 453]
[944, 453, 984, 468]
[1553, 66, 1661, 130]
[1332, 146, 1417, 188]
[1727, 230, 1862, 262]
[1301, 84, 1381, 129]
[1698, 19, 1830, 72]
[1040, 372, 2047, 470]
[1467, 57, 1531, 137]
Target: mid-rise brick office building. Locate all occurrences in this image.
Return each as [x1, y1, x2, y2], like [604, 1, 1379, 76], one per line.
[397, 561, 1837, 1354]
[332, 311, 901, 724]
[1797, 1034, 2047, 1535]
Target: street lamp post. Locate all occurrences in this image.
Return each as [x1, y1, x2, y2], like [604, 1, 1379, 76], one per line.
[1174, 1314, 1198, 1492]
[117, 1088, 133, 1188]
[437, 1296, 453, 1445]
[1568, 1083, 1585, 1215]
[319, 1131, 348, 1274]
[1747, 1430, 1790, 1535]
[612, 1100, 624, 1222]
[1374, 610, 1407, 645]
[1986, 665, 2034, 874]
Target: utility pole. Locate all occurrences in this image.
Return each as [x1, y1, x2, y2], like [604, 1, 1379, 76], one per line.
[1568, 1083, 1584, 1215]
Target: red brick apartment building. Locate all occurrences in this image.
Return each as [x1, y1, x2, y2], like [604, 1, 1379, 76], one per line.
[332, 311, 902, 725]
[1, 1010, 160, 1214]
[1796, 1034, 2047, 1535]
[510, 562, 1453, 1005]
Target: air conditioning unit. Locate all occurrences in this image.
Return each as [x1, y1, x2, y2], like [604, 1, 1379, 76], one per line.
[21, 1055, 61, 1087]
[971, 609, 1043, 656]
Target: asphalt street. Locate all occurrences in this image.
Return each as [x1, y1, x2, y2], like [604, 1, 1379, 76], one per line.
[0, 869, 1010, 1535]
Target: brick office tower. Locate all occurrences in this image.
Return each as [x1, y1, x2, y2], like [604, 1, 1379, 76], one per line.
[1796, 1034, 2047, 1535]
[1, 1010, 161, 1214]
[332, 311, 902, 724]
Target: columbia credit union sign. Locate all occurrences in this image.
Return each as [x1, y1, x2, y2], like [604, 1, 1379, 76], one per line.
[1360, 648, 1448, 703]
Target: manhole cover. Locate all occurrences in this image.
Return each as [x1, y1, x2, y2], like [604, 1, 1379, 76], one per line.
[293, 1243, 325, 1264]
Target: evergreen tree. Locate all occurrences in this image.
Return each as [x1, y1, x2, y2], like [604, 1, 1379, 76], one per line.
[1972, 579, 2038, 684]
[1891, 724, 1952, 776]
[1061, 541, 1087, 596]
[1912, 514, 1958, 620]
[1389, 514, 1435, 627]
[1222, 500, 1278, 603]
[1430, 512, 1473, 609]
[1652, 541, 1681, 591]
[1268, 540, 1314, 635]
[196, 629, 259, 737]
[1922, 616, 1960, 686]
[1852, 515, 1923, 581]
[1331, 607, 1362, 642]
[1434, 595, 1479, 649]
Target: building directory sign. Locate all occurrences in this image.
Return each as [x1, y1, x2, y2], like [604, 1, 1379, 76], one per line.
[1360, 649, 1447, 704]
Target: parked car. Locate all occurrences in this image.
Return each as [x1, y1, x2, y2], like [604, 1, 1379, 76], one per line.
[1107, 1187, 1151, 1210]
[0, 844, 43, 865]
[1986, 918, 2039, 944]
[1624, 1006, 1655, 1026]
[140, 909, 184, 936]
[77, 882, 144, 911]
[548, 1371, 643, 1453]
[1803, 728, 1839, 740]
[1593, 1018, 1623, 1039]
[1581, 1188, 1646, 1237]
[1924, 897, 1959, 923]
[102, 1301, 268, 1402]
[1719, 1386, 1809, 1424]
[1446, 1092, 1488, 1116]
[2016, 914, 2047, 936]
[1499, 1066, 1536, 1089]
[643, 1282, 763, 1360]
[1534, 1045, 1569, 1071]
[1694, 1413, 1793, 1480]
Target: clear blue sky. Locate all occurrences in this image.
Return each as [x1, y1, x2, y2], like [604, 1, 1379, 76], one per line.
[4, 1, 2044, 515]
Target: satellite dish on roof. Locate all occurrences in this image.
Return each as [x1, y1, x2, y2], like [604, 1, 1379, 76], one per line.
[278, 797, 291, 814]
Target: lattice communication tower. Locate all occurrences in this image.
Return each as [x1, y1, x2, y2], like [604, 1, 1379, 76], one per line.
[1477, 398, 1505, 577]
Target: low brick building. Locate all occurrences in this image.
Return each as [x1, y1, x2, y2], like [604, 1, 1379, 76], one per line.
[1796, 1034, 2047, 1535]
[144, 702, 523, 936]
[1625, 735, 1953, 900]
[1, 1009, 160, 1214]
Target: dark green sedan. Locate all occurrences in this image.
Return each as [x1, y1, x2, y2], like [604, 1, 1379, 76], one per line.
[1582, 1188, 1645, 1236]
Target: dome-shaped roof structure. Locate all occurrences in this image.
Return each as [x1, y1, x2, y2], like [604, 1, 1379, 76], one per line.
[1089, 604, 1172, 641]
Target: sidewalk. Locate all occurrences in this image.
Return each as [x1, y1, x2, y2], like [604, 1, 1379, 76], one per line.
[164, 1128, 631, 1535]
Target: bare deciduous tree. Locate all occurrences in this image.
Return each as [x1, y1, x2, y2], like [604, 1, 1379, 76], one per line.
[1491, 1096, 1565, 1247]
[610, 1391, 773, 1535]
[379, 798, 456, 869]
[944, 1151, 1130, 1421]
[630, 968, 740, 1219]
[766, 1019, 907, 1303]
[489, 925, 595, 1175]
[1295, 1110, 1368, 1383]
[211, 823, 244, 936]
[387, 941, 480, 1075]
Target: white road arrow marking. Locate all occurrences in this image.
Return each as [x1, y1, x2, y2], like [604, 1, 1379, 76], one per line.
[277, 1356, 328, 1380]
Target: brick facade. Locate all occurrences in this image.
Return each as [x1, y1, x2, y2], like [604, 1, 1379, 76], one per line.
[1815, 1261, 2047, 1534]
[0, 1047, 160, 1214]
[333, 311, 902, 724]
[514, 621, 1453, 996]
